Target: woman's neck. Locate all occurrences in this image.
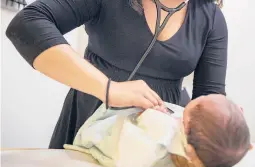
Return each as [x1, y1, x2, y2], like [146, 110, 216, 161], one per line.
[171, 154, 195, 167]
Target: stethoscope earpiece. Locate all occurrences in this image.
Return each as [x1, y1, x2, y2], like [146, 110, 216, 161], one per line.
[154, 0, 189, 13]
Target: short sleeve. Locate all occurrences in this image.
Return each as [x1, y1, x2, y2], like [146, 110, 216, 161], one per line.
[192, 6, 228, 99]
[6, 0, 102, 67]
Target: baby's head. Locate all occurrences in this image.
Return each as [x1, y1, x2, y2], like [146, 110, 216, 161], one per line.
[183, 94, 251, 167]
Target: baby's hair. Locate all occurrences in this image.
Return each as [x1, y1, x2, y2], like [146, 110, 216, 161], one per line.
[187, 98, 250, 167]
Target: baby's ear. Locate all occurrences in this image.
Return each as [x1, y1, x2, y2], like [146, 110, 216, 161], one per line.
[184, 118, 191, 135]
[184, 125, 190, 135]
[249, 144, 253, 150]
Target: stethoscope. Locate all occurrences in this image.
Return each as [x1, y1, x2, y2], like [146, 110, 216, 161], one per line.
[127, 0, 189, 81]
[109, 0, 189, 111]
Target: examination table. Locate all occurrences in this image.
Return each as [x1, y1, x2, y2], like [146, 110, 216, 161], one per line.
[1, 145, 255, 167]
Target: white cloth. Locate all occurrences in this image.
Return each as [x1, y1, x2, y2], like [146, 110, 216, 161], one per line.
[64, 102, 188, 167]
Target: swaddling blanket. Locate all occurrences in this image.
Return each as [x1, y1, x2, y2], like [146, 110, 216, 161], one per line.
[64, 102, 188, 167]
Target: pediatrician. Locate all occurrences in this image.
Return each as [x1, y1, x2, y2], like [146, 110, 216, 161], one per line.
[6, 0, 227, 166]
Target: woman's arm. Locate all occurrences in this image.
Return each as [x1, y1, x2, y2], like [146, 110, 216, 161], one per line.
[192, 6, 228, 99]
[6, 0, 107, 100]
[34, 44, 108, 101]
[6, 0, 101, 66]
[6, 0, 163, 108]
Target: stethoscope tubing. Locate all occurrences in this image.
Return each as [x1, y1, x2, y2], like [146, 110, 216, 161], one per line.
[127, 0, 189, 81]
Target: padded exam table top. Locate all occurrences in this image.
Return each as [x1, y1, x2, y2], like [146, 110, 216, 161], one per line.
[1, 149, 102, 167]
[1, 145, 255, 167]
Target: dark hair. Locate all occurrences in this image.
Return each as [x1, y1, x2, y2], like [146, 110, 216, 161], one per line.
[187, 100, 250, 167]
[129, 0, 224, 14]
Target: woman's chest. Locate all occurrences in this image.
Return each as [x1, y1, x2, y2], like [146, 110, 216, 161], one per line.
[86, 0, 208, 78]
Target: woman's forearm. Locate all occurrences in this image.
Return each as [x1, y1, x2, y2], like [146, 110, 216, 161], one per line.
[33, 44, 108, 101]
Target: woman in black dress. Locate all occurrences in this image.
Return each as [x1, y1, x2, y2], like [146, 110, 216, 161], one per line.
[6, 0, 227, 165]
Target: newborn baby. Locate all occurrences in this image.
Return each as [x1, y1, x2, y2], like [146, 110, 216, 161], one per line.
[64, 94, 251, 167]
[180, 94, 251, 167]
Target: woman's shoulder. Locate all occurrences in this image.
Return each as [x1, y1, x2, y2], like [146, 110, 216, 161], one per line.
[189, 0, 226, 31]
[190, 0, 220, 11]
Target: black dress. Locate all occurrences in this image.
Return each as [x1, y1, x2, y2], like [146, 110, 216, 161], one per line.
[6, 0, 228, 148]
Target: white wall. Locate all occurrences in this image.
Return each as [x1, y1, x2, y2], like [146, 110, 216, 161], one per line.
[182, 0, 255, 141]
[223, 0, 255, 141]
[1, 8, 87, 148]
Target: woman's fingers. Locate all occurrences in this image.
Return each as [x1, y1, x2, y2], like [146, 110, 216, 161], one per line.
[152, 92, 163, 105]
[142, 82, 163, 106]
[153, 105, 168, 113]
[108, 80, 163, 109]
[150, 89, 163, 105]
[133, 95, 154, 109]
[159, 105, 168, 113]
[138, 87, 164, 109]
[143, 91, 159, 106]
[140, 80, 162, 105]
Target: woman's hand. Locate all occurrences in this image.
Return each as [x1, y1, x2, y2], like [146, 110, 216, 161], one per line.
[107, 80, 163, 109]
